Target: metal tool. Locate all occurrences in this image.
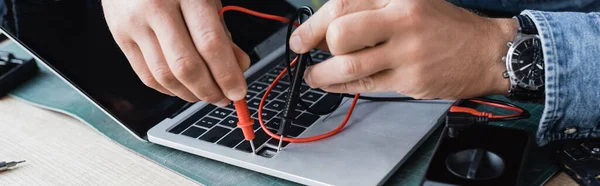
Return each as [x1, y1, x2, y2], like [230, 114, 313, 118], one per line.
[0, 160, 26, 172]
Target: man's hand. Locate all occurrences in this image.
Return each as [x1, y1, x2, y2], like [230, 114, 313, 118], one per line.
[291, 0, 517, 99]
[102, 0, 250, 106]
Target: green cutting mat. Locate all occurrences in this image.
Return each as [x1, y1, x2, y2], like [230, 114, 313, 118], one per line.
[3, 40, 558, 185]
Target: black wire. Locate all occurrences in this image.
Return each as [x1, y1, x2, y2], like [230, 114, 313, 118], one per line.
[342, 94, 419, 102]
[280, 6, 344, 116]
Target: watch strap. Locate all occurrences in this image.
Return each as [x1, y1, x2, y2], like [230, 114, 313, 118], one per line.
[515, 15, 538, 35]
[507, 85, 545, 103]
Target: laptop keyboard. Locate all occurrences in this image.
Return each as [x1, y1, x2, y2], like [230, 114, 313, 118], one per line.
[167, 51, 335, 157]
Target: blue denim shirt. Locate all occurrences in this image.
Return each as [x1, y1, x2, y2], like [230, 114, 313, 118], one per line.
[449, 0, 600, 145]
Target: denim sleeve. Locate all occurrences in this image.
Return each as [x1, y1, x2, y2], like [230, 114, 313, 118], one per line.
[521, 10, 600, 145]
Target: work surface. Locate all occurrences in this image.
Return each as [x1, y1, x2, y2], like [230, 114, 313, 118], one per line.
[0, 97, 576, 185]
[0, 37, 578, 185]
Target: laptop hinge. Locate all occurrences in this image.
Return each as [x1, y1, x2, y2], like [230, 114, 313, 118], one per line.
[253, 27, 288, 60]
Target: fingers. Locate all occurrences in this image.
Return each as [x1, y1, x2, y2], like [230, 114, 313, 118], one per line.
[149, 5, 231, 105]
[134, 28, 199, 102]
[321, 70, 396, 93]
[326, 10, 393, 55]
[116, 37, 174, 96]
[181, 0, 247, 101]
[290, 0, 388, 53]
[304, 43, 393, 88]
[232, 41, 251, 71]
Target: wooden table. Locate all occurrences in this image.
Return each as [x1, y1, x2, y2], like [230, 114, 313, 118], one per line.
[0, 97, 577, 185]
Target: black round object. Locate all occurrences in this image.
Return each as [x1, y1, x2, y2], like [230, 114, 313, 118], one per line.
[445, 149, 505, 180]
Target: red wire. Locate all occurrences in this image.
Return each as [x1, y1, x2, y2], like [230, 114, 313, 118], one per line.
[258, 57, 360, 143]
[469, 100, 524, 119]
[451, 99, 525, 119]
[220, 5, 359, 143]
[219, 6, 300, 27]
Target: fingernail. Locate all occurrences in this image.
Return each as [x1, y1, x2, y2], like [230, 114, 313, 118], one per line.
[226, 88, 246, 101]
[215, 99, 230, 107]
[290, 35, 303, 52]
[304, 67, 313, 86]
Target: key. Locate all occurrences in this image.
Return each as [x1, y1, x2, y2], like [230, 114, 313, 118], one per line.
[247, 99, 262, 109]
[218, 116, 238, 128]
[257, 91, 280, 101]
[217, 128, 245, 148]
[181, 126, 207, 139]
[271, 83, 289, 92]
[266, 100, 286, 111]
[209, 108, 233, 119]
[287, 125, 306, 137]
[302, 91, 323, 102]
[252, 109, 278, 121]
[266, 118, 282, 130]
[249, 83, 268, 92]
[199, 126, 230, 143]
[294, 113, 321, 127]
[196, 117, 219, 128]
[235, 129, 270, 153]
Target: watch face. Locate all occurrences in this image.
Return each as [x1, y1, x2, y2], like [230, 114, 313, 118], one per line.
[508, 36, 545, 90]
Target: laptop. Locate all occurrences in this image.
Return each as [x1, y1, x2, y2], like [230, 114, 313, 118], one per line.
[0, 1, 453, 185]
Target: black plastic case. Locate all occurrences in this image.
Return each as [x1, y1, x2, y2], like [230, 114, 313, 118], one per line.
[421, 124, 533, 186]
[0, 51, 38, 96]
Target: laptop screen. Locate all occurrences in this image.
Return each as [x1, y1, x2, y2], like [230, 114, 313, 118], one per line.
[1, 1, 299, 137]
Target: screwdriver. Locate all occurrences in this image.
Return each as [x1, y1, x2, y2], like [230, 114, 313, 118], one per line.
[233, 99, 257, 154]
[0, 160, 25, 172]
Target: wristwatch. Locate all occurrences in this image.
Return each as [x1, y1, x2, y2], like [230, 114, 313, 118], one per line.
[502, 14, 545, 102]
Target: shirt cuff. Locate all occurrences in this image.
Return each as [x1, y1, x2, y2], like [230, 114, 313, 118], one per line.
[521, 10, 600, 146]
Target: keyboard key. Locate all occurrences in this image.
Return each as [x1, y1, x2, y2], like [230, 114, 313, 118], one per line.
[311, 94, 341, 111]
[276, 92, 289, 101]
[271, 65, 284, 74]
[271, 83, 289, 92]
[252, 120, 261, 130]
[258, 75, 277, 84]
[181, 126, 207, 139]
[286, 125, 306, 137]
[257, 91, 280, 101]
[266, 100, 286, 111]
[245, 91, 258, 100]
[218, 116, 238, 128]
[254, 129, 270, 146]
[209, 108, 233, 119]
[266, 118, 282, 130]
[278, 75, 291, 84]
[197, 117, 219, 128]
[235, 141, 253, 153]
[302, 91, 323, 102]
[267, 138, 290, 148]
[235, 129, 271, 153]
[299, 85, 309, 94]
[217, 128, 245, 148]
[294, 113, 320, 127]
[199, 126, 230, 143]
[168, 104, 215, 134]
[247, 99, 262, 109]
[252, 109, 278, 121]
[249, 83, 268, 92]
